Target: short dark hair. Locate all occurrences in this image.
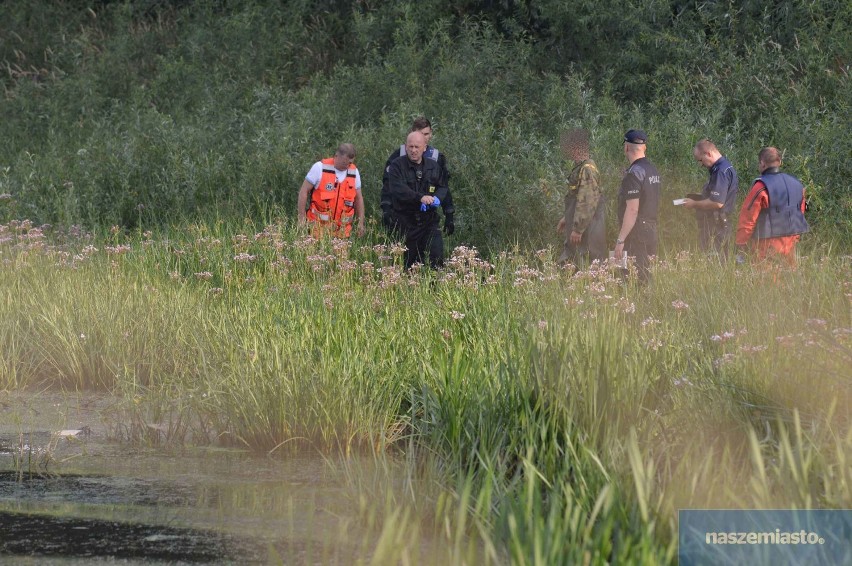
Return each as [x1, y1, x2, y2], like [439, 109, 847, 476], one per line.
[694, 138, 718, 154]
[410, 117, 432, 132]
[758, 146, 782, 167]
[336, 143, 356, 159]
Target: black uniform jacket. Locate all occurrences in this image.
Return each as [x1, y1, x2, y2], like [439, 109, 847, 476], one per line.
[382, 145, 455, 217]
[387, 155, 449, 225]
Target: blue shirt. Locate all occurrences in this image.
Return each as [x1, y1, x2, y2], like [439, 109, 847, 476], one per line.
[703, 156, 739, 214]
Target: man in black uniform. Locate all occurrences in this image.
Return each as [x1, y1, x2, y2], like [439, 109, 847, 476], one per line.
[614, 129, 661, 283]
[387, 131, 449, 269]
[381, 117, 455, 236]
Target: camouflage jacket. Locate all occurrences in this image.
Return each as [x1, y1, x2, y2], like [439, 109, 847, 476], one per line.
[564, 159, 602, 233]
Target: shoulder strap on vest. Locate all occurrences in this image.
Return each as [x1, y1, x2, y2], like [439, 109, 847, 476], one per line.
[746, 179, 767, 209]
[425, 146, 439, 162]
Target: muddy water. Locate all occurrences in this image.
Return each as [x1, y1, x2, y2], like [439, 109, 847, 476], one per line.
[0, 392, 426, 564]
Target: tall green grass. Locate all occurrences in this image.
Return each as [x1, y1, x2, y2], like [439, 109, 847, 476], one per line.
[1, 218, 849, 563]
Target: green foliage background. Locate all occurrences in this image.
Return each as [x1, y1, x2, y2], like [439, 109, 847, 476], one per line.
[1, 0, 850, 251]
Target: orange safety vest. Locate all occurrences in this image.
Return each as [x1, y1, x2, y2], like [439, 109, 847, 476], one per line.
[307, 158, 358, 238]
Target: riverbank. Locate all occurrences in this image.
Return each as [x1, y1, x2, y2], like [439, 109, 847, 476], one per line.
[1, 219, 850, 563]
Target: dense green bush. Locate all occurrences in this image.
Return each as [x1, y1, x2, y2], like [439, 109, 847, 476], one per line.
[0, 0, 849, 250]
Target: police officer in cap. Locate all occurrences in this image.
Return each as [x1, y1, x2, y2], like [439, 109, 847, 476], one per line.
[614, 129, 662, 282]
[387, 131, 449, 269]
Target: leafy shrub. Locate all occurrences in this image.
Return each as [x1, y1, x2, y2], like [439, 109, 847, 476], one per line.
[0, 0, 848, 248]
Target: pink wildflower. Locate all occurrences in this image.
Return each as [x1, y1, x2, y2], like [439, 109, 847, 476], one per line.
[710, 331, 736, 342]
[105, 244, 131, 255]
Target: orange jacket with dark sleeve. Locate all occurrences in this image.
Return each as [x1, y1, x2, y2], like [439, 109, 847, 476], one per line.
[736, 170, 807, 265]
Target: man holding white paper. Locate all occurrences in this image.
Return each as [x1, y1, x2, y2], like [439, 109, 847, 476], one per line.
[683, 139, 739, 258]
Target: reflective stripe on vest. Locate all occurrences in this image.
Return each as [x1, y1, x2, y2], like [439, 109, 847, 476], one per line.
[308, 157, 358, 237]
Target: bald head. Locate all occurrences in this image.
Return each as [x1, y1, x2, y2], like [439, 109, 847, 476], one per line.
[406, 131, 426, 164]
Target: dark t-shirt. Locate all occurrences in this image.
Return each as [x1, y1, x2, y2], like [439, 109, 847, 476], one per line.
[618, 157, 661, 224]
[701, 156, 739, 215]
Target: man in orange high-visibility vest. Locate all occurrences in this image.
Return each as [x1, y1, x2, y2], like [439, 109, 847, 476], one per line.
[297, 143, 366, 238]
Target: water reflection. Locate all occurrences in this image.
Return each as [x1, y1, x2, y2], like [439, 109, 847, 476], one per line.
[0, 393, 443, 564]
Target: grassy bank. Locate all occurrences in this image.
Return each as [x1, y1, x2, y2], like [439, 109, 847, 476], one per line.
[1, 218, 849, 563]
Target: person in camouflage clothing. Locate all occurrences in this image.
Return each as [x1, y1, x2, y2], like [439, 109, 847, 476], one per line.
[556, 129, 606, 266]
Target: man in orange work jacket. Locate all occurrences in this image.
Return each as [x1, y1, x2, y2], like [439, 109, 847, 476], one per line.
[297, 143, 366, 238]
[735, 146, 809, 266]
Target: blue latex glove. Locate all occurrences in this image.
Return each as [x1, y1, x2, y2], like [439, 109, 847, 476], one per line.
[420, 196, 441, 212]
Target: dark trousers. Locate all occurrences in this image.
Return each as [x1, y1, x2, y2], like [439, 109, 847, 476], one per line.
[382, 210, 402, 238]
[625, 221, 657, 283]
[698, 212, 731, 260]
[402, 220, 444, 269]
[558, 194, 607, 266]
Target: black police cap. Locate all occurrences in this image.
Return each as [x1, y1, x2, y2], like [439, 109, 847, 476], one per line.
[624, 129, 648, 144]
